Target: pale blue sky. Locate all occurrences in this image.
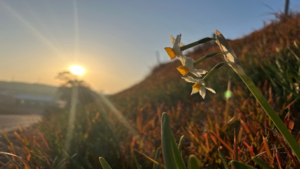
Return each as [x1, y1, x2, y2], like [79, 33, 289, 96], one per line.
[0, 0, 299, 94]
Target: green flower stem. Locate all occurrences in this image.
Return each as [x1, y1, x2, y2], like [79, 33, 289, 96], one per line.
[237, 68, 300, 161]
[193, 52, 222, 66]
[180, 38, 216, 51]
[203, 62, 227, 81]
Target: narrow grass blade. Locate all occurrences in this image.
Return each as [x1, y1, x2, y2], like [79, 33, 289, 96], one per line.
[188, 155, 200, 169]
[178, 135, 185, 152]
[133, 149, 164, 168]
[153, 148, 163, 169]
[240, 120, 254, 142]
[210, 131, 233, 153]
[218, 149, 229, 169]
[262, 137, 272, 159]
[233, 129, 238, 161]
[230, 160, 255, 169]
[99, 157, 112, 169]
[132, 149, 142, 169]
[171, 138, 186, 169]
[252, 157, 275, 169]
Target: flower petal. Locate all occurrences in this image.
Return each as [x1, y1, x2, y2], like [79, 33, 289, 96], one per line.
[206, 87, 216, 94]
[174, 34, 181, 48]
[190, 69, 207, 77]
[173, 35, 183, 57]
[178, 55, 186, 65]
[199, 87, 206, 99]
[185, 57, 194, 69]
[179, 42, 184, 47]
[170, 35, 175, 45]
[164, 47, 176, 60]
[177, 66, 189, 76]
[191, 88, 198, 95]
[182, 76, 197, 83]
[192, 83, 201, 91]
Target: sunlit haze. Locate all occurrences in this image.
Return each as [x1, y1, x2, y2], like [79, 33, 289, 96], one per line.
[0, 0, 299, 94]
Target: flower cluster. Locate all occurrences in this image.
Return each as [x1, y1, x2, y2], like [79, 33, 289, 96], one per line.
[164, 34, 215, 99]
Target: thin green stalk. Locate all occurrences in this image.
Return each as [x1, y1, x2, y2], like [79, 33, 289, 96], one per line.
[237, 68, 300, 161]
[203, 62, 226, 81]
[153, 148, 162, 169]
[180, 38, 216, 51]
[132, 149, 143, 169]
[178, 135, 185, 151]
[218, 149, 229, 169]
[193, 52, 222, 66]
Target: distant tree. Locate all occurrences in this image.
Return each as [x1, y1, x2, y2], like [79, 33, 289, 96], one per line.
[56, 71, 97, 108]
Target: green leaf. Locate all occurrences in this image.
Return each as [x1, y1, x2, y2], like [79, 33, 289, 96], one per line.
[161, 112, 186, 169]
[171, 137, 186, 169]
[217, 149, 229, 169]
[230, 160, 255, 169]
[188, 155, 200, 169]
[153, 148, 162, 169]
[252, 157, 275, 169]
[161, 113, 177, 169]
[99, 157, 112, 169]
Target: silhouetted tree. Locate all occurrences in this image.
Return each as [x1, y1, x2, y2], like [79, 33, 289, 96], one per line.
[56, 71, 97, 108]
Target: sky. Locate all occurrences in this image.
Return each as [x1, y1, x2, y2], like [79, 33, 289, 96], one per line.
[0, 0, 299, 94]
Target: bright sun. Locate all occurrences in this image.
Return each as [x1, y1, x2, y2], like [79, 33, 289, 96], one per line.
[70, 65, 85, 76]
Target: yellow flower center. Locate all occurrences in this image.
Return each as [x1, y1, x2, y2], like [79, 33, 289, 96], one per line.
[176, 66, 189, 76]
[164, 47, 176, 60]
[192, 83, 201, 91]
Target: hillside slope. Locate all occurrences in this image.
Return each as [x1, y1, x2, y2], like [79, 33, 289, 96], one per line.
[0, 81, 57, 97]
[112, 14, 300, 104]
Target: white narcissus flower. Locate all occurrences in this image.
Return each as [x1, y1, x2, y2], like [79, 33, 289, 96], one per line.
[182, 76, 216, 99]
[177, 56, 207, 77]
[164, 34, 184, 60]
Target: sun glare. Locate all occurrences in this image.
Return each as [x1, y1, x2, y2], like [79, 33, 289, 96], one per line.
[70, 65, 85, 75]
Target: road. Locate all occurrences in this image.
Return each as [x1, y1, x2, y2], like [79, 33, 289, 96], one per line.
[0, 114, 43, 132]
